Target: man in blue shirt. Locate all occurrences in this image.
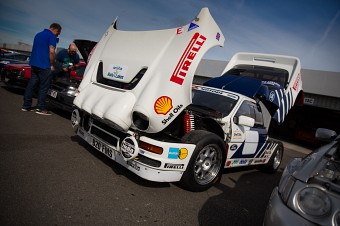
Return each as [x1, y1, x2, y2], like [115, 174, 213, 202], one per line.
[55, 43, 80, 79]
[22, 23, 62, 115]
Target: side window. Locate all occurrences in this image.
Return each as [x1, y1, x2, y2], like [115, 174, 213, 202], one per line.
[235, 100, 264, 127]
[251, 104, 264, 126]
[235, 101, 253, 118]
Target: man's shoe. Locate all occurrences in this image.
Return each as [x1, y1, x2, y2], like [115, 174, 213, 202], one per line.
[21, 107, 35, 112]
[35, 109, 52, 116]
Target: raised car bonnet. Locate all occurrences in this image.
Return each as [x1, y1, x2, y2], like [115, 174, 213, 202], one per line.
[74, 8, 225, 133]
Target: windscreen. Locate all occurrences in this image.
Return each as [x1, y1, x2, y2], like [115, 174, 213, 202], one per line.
[192, 88, 238, 116]
[226, 65, 289, 88]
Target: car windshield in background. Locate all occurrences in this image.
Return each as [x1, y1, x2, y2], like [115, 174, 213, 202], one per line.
[225, 65, 289, 88]
[191, 88, 238, 116]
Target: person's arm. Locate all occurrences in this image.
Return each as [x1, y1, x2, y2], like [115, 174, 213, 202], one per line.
[74, 53, 80, 67]
[49, 45, 56, 71]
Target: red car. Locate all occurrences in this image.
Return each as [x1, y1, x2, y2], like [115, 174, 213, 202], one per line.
[3, 40, 97, 112]
[2, 61, 86, 90]
[3, 63, 31, 89]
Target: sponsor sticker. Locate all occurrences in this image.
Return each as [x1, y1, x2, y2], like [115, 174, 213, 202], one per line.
[127, 160, 140, 171]
[179, 148, 188, 160]
[292, 73, 301, 91]
[188, 22, 199, 32]
[168, 147, 188, 160]
[168, 147, 179, 159]
[170, 32, 206, 85]
[164, 163, 184, 169]
[194, 86, 239, 100]
[106, 64, 127, 80]
[154, 96, 173, 115]
[161, 104, 183, 125]
[216, 32, 220, 41]
[230, 144, 238, 151]
[239, 159, 247, 164]
[269, 91, 275, 102]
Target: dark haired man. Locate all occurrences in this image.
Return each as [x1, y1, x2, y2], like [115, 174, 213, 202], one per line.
[22, 23, 62, 115]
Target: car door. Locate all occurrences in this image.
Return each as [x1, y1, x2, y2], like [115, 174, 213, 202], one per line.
[230, 100, 267, 158]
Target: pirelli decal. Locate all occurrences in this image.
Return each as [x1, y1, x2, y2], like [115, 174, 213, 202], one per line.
[170, 32, 206, 85]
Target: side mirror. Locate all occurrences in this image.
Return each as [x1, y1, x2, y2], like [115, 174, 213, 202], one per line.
[237, 115, 255, 128]
[315, 128, 337, 142]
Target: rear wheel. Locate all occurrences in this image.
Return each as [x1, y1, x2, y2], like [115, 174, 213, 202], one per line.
[259, 142, 283, 173]
[180, 130, 226, 192]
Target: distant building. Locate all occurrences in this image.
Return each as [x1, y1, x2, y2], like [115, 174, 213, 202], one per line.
[1, 42, 32, 54]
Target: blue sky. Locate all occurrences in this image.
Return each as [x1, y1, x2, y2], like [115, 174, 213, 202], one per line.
[0, 0, 339, 72]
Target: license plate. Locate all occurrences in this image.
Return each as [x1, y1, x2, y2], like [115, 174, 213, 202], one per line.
[91, 137, 113, 159]
[48, 89, 58, 98]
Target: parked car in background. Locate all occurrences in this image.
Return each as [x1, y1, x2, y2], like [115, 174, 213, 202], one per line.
[263, 128, 340, 226]
[2, 63, 31, 89]
[0, 49, 30, 81]
[47, 39, 97, 112]
[47, 61, 87, 112]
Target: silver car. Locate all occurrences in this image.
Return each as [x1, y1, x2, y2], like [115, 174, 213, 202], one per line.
[263, 128, 340, 226]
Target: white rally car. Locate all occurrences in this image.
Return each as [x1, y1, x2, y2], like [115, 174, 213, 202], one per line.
[71, 8, 303, 191]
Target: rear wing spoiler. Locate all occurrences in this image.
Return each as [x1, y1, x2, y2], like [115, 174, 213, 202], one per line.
[222, 52, 301, 89]
[215, 52, 303, 124]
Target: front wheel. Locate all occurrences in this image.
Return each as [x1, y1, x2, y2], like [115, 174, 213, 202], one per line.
[180, 130, 226, 192]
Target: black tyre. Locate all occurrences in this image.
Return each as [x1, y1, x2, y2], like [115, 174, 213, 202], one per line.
[259, 142, 283, 174]
[180, 130, 226, 192]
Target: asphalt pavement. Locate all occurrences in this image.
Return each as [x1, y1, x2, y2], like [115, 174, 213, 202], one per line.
[0, 83, 310, 226]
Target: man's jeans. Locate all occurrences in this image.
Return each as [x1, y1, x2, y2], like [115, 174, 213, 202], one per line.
[23, 66, 52, 110]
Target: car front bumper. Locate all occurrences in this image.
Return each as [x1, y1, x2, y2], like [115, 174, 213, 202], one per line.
[76, 125, 196, 183]
[47, 90, 76, 112]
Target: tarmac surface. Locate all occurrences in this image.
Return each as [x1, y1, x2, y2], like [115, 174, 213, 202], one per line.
[0, 83, 311, 226]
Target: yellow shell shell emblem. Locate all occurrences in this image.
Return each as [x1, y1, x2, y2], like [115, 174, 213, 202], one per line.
[179, 148, 188, 160]
[154, 96, 173, 115]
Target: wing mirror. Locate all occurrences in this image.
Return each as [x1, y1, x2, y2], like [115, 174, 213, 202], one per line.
[315, 128, 337, 142]
[236, 115, 255, 127]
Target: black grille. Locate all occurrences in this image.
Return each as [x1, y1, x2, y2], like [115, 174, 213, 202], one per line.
[50, 82, 69, 92]
[136, 154, 161, 168]
[91, 126, 119, 147]
[93, 118, 127, 140]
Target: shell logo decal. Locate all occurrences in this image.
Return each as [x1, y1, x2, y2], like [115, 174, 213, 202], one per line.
[154, 96, 173, 115]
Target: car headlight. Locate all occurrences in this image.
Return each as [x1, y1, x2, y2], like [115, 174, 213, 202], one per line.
[67, 90, 77, 96]
[67, 87, 78, 96]
[279, 175, 296, 203]
[296, 187, 331, 217]
[278, 158, 301, 203]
